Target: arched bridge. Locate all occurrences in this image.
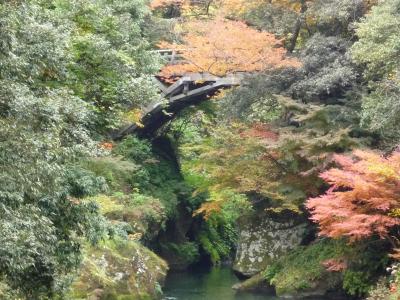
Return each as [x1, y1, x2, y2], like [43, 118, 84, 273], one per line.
[113, 50, 244, 139]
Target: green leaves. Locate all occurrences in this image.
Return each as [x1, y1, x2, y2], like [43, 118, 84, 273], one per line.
[63, 0, 161, 131]
[351, 0, 400, 147]
[351, 0, 400, 78]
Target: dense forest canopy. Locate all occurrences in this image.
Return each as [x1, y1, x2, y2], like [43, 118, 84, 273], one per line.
[0, 0, 400, 299]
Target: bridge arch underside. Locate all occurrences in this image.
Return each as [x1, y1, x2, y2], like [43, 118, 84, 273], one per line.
[114, 72, 243, 140]
[121, 88, 220, 139]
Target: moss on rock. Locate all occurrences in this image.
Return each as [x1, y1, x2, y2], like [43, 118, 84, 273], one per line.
[92, 193, 166, 241]
[263, 239, 345, 298]
[69, 239, 168, 300]
[232, 272, 274, 293]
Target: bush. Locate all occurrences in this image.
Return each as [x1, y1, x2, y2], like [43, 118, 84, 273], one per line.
[264, 239, 345, 296]
[343, 270, 372, 296]
[162, 242, 200, 266]
[264, 238, 389, 297]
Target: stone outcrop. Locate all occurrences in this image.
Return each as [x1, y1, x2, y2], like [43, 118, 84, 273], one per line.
[232, 272, 274, 293]
[233, 211, 307, 277]
[69, 239, 168, 300]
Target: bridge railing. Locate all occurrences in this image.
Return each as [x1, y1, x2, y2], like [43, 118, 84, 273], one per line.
[153, 49, 186, 65]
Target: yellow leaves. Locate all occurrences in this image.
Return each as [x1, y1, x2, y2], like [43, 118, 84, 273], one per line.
[389, 208, 400, 218]
[351, 150, 400, 182]
[194, 201, 222, 220]
[219, 0, 263, 16]
[193, 189, 242, 220]
[123, 108, 144, 127]
[128, 232, 143, 241]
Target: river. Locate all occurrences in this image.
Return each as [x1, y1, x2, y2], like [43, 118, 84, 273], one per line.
[162, 266, 278, 300]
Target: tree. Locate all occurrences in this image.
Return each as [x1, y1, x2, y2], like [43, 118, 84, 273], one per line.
[54, 0, 160, 132]
[150, 0, 185, 17]
[351, 0, 400, 78]
[150, 0, 216, 17]
[226, 0, 375, 51]
[219, 0, 311, 51]
[351, 0, 400, 147]
[306, 150, 400, 242]
[182, 95, 360, 217]
[220, 33, 358, 123]
[158, 18, 299, 78]
[289, 34, 357, 102]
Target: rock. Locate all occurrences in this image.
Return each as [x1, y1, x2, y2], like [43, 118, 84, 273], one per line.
[233, 210, 307, 277]
[69, 239, 168, 299]
[265, 239, 345, 299]
[232, 272, 275, 294]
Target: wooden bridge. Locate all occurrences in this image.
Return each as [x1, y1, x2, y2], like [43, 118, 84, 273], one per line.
[113, 50, 245, 139]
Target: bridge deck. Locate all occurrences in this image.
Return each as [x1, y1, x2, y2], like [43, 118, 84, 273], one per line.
[112, 50, 245, 139]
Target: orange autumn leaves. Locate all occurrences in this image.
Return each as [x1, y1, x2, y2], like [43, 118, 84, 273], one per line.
[307, 150, 400, 242]
[158, 18, 300, 78]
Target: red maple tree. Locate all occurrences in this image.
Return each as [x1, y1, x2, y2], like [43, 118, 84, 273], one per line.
[306, 150, 400, 242]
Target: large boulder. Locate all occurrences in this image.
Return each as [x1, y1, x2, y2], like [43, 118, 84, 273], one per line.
[233, 210, 307, 277]
[69, 239, 168, 300]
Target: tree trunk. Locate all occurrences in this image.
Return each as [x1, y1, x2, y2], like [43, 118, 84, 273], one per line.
[287, 0, 307, 53]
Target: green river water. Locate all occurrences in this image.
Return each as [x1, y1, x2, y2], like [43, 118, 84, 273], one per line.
[162, 266, 279, 300]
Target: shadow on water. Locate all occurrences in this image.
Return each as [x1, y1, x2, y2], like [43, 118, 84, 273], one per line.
[162, 266, 278, 300]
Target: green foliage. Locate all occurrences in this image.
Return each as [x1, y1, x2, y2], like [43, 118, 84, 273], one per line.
[221, 34, 358, 124]
[65, 166, 108, 198]
[0, 18, 106, 294]
[360, 79, 400, 144]
[309, 0, 366, 36]
[197, 209, 240, 265]
[182, 98, 362, 214]
[264, 238, 389, 297]
[162, 242, 200, 266]
[92, 192, 167, 241]
[0, 0, 159, 297]
[342, 241, 390, 296]
[264, 239, 346, 295]
[61, 0, 161, 130]
[113, 136, 154, 162]
[82, 156, 140, 192]
[351, 0, 400, 147]
[343, 270, 371, 296]
[170, 167, 250, 265]
[351, 0, 400, 78]
[289, 34, 357, 102]
[114, 136, 199, 218]
[239, 1, 298, 38]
